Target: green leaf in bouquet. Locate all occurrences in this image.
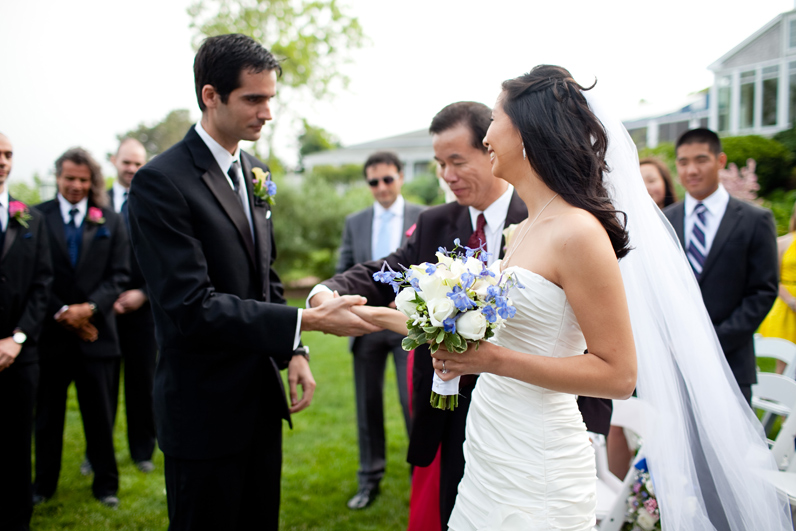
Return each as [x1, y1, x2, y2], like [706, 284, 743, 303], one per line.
[423, 326, 438, 335]
[402, 337, 422, 351]
[429, 341, 440, 354]
[436, 330, 446, 343]
[408, 327, 426, 341]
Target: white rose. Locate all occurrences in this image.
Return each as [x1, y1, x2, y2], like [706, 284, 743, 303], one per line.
[471, 279, 491, 301]
[489, 260, 503, 277]
[419, 273, 449, 301]
[395, 287, 419, 317]
[435, 252, 453, 268]
[465, 256, 484, 275]
[636, 507, 658, 531]
[457, 311, 487, 340]
[427, 298, 456, 327]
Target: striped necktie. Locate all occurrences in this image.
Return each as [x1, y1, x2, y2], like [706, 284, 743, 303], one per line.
[687, 203, 708, 279]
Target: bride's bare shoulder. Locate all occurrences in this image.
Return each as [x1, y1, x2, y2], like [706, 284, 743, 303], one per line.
[551, 207, 614, 260]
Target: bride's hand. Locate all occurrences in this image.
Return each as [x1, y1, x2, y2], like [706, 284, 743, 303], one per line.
[431, 341, 497, 381]
[349, 305, 408, 335]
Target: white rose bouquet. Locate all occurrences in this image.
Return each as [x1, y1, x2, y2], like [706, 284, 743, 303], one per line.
[373, 239, 523, 410]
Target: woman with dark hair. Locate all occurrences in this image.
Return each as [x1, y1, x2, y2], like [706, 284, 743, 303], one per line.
[640, 157, 677, 209]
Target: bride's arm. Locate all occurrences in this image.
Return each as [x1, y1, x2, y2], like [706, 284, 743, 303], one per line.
[350, 305, 409, 336]
[432, 215, 637, 400]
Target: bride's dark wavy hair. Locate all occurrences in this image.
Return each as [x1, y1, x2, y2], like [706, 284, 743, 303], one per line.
[501, 65, 630, 259]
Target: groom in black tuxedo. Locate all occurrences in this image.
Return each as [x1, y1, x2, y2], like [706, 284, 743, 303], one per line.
[128, 34, 379, 530]
[310, 102, 612, 530]
[664, 128, 778, 405]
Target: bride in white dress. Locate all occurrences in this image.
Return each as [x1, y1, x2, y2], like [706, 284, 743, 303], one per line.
[355, 65, 792, 530]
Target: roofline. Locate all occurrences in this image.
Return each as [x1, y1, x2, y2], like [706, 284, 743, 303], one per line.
[709, 10, 793, 70]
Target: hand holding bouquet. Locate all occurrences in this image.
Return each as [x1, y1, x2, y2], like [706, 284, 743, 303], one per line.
[373, 240, 523, 410]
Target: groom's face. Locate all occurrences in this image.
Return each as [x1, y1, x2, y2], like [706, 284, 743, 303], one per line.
[0, 134, 12, 191]
[433, 124, 495, 210]
[57, 160, 92, 205]
[211, 68, 277, 144]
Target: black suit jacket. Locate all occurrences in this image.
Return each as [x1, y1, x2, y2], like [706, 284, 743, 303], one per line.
[0, 201, 53, 365]
[37, 199, 129, 359]
[323, 191, 612, 466]
[664, 196, 778, 385]
[128, 126, 299, 460]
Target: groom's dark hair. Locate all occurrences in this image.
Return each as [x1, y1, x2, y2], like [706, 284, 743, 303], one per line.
[429, 102, 491, 153]
[194, 33, 282, 112]
[676, 128, 722, 156]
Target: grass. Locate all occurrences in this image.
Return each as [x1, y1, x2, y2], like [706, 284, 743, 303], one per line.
[31, 299, 410, 530]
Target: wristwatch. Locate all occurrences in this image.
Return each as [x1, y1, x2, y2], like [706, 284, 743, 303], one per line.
[12, 329, 27, 345]
[87, 302, 98, 315]
[293, 345, 310, 362]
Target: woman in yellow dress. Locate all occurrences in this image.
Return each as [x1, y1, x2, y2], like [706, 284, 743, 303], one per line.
[759, 203, 796, 373]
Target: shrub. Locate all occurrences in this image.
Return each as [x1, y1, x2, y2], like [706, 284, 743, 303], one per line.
[403, 172, 444, 206]
[762, 189, 796, 236]
[721, 136, 792, 195]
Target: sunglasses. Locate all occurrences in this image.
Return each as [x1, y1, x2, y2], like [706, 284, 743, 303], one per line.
[367, 176, 396, 187]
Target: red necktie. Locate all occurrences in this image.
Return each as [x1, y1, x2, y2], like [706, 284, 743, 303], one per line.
[467, 213, 487, 251]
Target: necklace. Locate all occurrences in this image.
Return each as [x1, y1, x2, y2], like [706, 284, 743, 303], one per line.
[502, 193, 559, 267]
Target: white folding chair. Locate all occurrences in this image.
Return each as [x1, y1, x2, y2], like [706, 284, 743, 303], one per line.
[755, 335, 796, 379]
[597, 398, 648, 530]
[753, 372, 796, 470]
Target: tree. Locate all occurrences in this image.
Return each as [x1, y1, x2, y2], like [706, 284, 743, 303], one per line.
[119, 109, 194, 157]
[9, 173, 44, 205]
[298, 119, 340, 167]
[187, 0, 366, 160]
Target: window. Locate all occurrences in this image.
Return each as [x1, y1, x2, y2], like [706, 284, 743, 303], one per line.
[790, 62, 796, 126]
[739, 70, 755, 129]
[762, 65, 778, 127]
[658, 121, 689, 144]
[717, 76, 731, 132]
[790, 18, 796, 49]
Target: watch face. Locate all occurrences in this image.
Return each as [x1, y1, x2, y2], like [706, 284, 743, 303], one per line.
[13, 332, 26, 344]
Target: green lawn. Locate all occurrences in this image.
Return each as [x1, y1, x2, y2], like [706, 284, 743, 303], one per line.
[31, 300, 411, 530]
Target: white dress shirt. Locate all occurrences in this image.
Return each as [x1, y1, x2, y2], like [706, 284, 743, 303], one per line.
[112, 181, 129, 214]
[195, 122, 301, 350]
[57, 194, 88, 226]
[0, 190, 9, 232]
[684, 184, 730, 258]
[372, 195, 405, 259]
[468, 185, 514, 266]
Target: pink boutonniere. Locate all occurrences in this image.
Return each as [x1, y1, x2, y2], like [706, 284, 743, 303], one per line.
[405, 223, 417, 238]
[87, 207, 105, 225]
[9, 200, 32, 229]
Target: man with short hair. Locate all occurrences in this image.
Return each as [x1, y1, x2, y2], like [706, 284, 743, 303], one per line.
[337, 151, 424, 509]
[664, 128, 778, 404]
[310, 102, 612, 529]
[34, 147, 129, 508]
[108, 138, 158, 473]
[128, 33, 379, 530]
[0, 133, 53, 531]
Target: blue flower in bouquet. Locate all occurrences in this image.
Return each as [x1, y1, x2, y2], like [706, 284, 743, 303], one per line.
[481, 305, 497, 323]
[372, 262, 403, 293]
[425, 263, 437, 275]
[266, 180, 277, 196]
[486, 285, 501, 302]
[443, 317, 457, 333]
[480, 266, 496, 278]
[460, 271, 476, 290]
[448, 285, 477, 312]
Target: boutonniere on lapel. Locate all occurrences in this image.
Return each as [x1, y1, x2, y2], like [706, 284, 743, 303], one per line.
[252, 167, 277, 206]
[87, 207, 106, 225]
[502, 223, 519, 253]
[405, 223, 417, 238]
[9, 201, 32, 228]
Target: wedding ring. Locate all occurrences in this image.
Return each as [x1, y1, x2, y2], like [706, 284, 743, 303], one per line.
[442, 360, 449, 374]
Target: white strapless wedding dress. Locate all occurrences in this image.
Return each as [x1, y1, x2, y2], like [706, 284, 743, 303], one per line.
[447, 266, 597, 531]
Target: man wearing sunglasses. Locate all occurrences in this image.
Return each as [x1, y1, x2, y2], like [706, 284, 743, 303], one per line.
[336, 151, 424, 510]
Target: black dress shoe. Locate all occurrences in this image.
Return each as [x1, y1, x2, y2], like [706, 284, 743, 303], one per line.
[135, 460, 155, 473]
[31, 494, 48, 506]
[97, 495, 120, 509]
[80, 458, 93, 476]
[346, 485, 379, 510]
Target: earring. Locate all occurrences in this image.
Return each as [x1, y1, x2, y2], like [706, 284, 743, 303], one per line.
[522, 144, 526, 160]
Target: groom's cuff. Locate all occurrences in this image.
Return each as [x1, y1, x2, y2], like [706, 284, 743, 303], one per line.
[305, 284, 332, 308]
[293, 308, 302, 350]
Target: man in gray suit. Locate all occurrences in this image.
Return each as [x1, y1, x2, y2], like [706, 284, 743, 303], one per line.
[338, 151, 425, 509]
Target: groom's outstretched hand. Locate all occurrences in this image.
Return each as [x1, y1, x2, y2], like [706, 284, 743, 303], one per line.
[288, 355, 316, 414]
[302, 293, 382, 337]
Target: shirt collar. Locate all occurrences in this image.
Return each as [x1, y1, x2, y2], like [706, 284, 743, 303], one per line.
[57, 193, 88, 222]
[684, 184, 729, 218]
[373, 195, 405, 218]
[469, 184, 514, 230]
[0, 190, 8, 210]
[113, 181, 129, 196]
[195, 120, 241, 174]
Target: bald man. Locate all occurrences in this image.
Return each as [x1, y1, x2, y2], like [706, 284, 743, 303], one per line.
[109, 138, 158, 472]
[0, 133, 53, 530]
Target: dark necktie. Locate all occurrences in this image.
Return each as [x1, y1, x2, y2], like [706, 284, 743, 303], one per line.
[120, 191, 130, 231]
[467, 213, 487, 251]
[687, 203, 708, 280]
[65, 207, 80, 267]
[228, 161, 243, 205]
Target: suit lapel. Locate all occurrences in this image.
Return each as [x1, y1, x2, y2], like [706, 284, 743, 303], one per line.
[700, 198, 742, 281]
[2, 195, 19, 259]
[76, 217, 98, 272]
[362, 208, 374, 261]
[400, 204, 413, 246]
[241, 153, 270, 298]
[670, 204, 686, 249]
[200, 159, 257, 268]
[44, 203, 70, 263]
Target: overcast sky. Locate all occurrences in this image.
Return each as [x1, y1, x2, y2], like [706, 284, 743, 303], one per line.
[1, 0, 793, 184]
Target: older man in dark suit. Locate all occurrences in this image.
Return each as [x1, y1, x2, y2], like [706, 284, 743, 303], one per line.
[664, 128, 778, 405]
[34, 147, 129, 508]
[337, 151, 424, 509]
[310, 102, 613, 530]
[0, 132, 53, 531]
[128, 34, 379, 531]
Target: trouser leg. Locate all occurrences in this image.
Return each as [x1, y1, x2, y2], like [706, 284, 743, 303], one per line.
[352, 332, 389, 489]
[119, 312, 157, 462]
[34, 357, 73, 498]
